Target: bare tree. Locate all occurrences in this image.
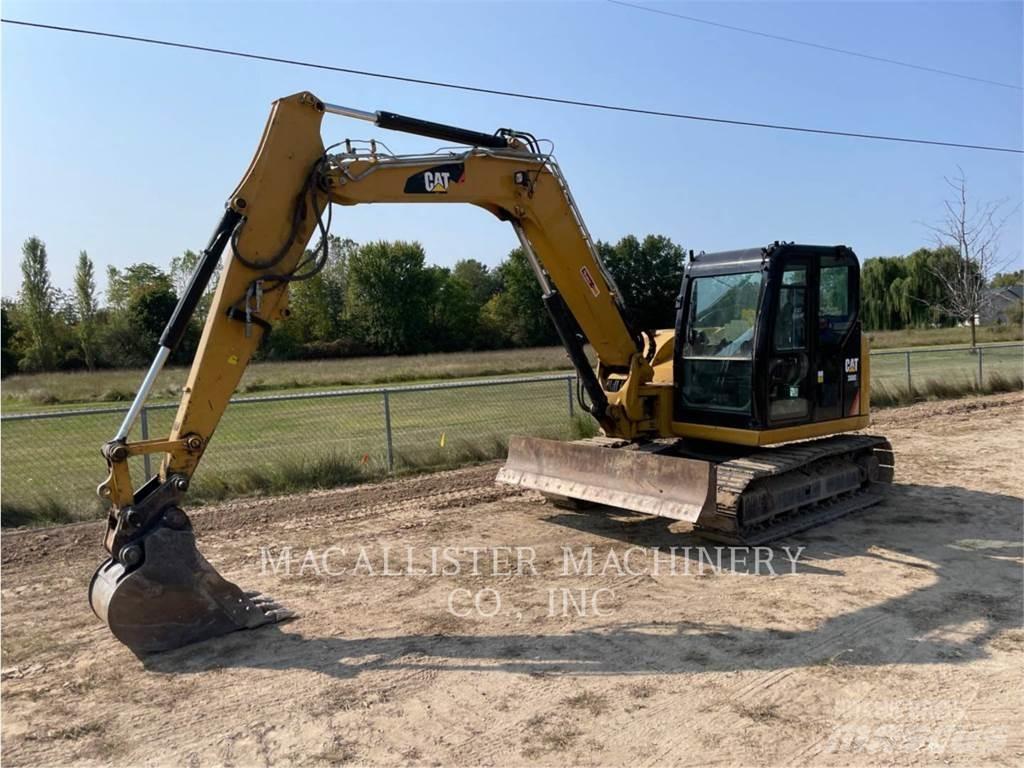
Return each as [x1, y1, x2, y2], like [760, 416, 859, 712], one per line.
[925, 167, 1017, 350]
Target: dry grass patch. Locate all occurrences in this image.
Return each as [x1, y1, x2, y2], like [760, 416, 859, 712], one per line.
[866, 325, 1021, 349]
[522, 714, 583, 758]
[2, 346, 584, 409]
[562, 690, 610, 715]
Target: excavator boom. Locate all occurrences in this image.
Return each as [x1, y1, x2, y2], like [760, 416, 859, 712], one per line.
[90, 92, 653, 655]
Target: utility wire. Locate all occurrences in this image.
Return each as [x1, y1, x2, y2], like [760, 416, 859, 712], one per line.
[607, 0, 1022, 91]
[2, 17, 1020, 154]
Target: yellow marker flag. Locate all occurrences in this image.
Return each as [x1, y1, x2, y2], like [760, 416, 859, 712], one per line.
[439, 432, 446, 448]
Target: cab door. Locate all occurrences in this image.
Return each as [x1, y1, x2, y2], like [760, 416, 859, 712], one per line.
[814, 252, 861, 421]
[765, 257, 813, 425]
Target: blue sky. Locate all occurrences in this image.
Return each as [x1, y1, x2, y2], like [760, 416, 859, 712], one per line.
[2, 1, 1021, 298]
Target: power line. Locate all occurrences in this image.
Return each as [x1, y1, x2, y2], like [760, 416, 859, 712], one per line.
[607, 0, 1022, 91]
[2, 17, 1020, 155]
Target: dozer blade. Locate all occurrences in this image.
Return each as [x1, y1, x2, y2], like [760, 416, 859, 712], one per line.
[497, 435, 715, 521]
[89, 522, 292, 656]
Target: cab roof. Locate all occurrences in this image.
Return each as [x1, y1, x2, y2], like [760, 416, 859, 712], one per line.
[685, 242, 854, 276]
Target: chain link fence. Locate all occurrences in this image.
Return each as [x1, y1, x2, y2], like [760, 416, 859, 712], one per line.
[870, 343, 1023, 394]
[2, 344, 1021, 523]
[1, 373, 589, 522]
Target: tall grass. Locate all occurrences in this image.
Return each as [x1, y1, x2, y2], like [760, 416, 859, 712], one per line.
[872, 372, 1024, 408]
[2, 415, 600, 527]
[0, 498, 86, 527]
[190, 415, 598, 505]
[865, 325, 1022, 350]
[1, 346, 586, 410]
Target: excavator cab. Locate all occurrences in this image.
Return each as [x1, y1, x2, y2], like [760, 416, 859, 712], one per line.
[675, 243, 863, 431]
[501, 240, 888, 543]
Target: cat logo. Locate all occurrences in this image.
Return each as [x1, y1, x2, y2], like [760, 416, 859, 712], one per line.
[844, 357, 859, 374]
[424, 171, 451, 193]
[404, 163, 465, 194]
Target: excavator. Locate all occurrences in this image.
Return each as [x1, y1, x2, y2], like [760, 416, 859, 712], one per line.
[89, 91, 893, 656]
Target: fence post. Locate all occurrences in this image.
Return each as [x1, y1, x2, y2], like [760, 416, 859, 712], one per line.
[382, 390, 394, 473]
[977, 347, 984, 388]
[140, 406, 152, 478]
[566, 375, 575, 419]
[905, 351, 912, 392]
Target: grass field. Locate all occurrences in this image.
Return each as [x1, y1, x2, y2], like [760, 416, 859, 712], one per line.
[3, 325, 1021, 410]
[0, 347, 583, 410]
[2, 337, 1021, 526]
[864, 324, 1021, 350]
[0, 376, 595, 525]
[870, 343, 1023, 394]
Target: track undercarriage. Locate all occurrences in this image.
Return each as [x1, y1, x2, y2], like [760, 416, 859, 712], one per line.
[498, 434, 894, 545]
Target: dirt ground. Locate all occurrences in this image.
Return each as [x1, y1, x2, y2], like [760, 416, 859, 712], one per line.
[3, 393, 1023, 767]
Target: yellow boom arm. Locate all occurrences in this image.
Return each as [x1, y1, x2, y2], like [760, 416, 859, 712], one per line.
[98, 91, 659, 551]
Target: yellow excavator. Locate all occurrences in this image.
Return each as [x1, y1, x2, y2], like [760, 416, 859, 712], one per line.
[89, 92, 893, 655]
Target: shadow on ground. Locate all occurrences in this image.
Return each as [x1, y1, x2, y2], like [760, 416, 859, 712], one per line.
[144, 484, 1023, 679]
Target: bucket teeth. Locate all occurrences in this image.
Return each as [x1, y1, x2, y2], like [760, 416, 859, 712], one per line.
[244, 592, 296, 622]
[89, 522, 293, 656]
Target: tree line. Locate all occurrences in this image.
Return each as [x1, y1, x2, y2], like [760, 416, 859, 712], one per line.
[3, 227, 1019, 378]
[862, 257, 1021, 332]
[0, 234, 686, 376]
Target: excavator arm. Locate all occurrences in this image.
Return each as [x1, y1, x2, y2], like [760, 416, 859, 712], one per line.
[90, 91, 660, 655]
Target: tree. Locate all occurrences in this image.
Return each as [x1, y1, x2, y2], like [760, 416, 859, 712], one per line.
[103, 263, 180, 365]
[861, 257, 901, 330]
[133, 289, 179, 345]
[1, 302, 18, 377]
[451, 259, 499, 307]
[428, 259, 500, 350]
[347, 240, 438, 353]
[170, 248, 223, 325]
[15, 236, 58, 371]
[428, 266, 482, 351]
[924, 168, 1015, 349]
[288, 235, 355, 344]
[903, 246, 960, 327]
[861, 250, 961, 331]
[597, 234, 685, 331]
[73, 251, 100, 369]
[169, 249, 201, 295]
[479, 247, 557, 348]
[106, 263, 175, 311]
[991, 270, 1024, 289]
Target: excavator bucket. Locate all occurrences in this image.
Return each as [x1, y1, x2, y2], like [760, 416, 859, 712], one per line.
[89, 521, 292, 656]
[497, 435, 716, 521]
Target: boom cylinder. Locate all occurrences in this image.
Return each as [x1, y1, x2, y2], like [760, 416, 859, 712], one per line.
[322, 102, 511, 149]
[112, 208, 242, 441]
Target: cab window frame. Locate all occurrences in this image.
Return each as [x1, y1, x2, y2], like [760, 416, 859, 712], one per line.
[679, 270, 764, 415]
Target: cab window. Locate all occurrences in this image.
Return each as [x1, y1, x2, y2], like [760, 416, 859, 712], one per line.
[819, 256, 854, 343]
[774, 269, 807, 351]
[683, 273, 761, 358]
[681, 272, 762, 413]
[769, 267, 809, 421]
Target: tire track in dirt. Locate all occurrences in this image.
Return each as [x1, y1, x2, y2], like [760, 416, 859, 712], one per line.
[3, 393, 1022, 766]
